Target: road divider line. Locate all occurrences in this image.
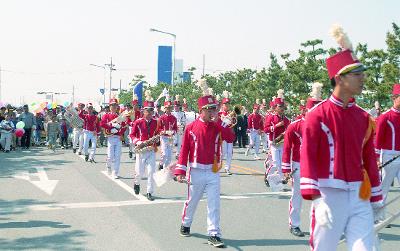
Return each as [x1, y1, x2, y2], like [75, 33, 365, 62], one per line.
[27, 191, 291, 211]
[231, 164, 264, 175]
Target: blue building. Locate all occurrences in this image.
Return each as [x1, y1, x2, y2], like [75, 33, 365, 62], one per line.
[157, 46, 172, 84]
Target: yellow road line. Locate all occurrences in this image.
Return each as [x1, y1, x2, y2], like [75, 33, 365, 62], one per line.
[231, 164, 265, 175]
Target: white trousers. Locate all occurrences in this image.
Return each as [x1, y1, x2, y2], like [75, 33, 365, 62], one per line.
[266, 144, 283, 178]
[134, 150, 156, 194]
[83, 130, 97, 159]
[160, 135, 173, 167]
[222, 141, 233, 171]
[248, 130, 260, 155]
[380, 152, 400, 219]
[175, 133, 183, 157]
[0, 133, 12, 151]
[288, 162, 302, 228]
[129, 126, 134, 153]
[262, 133, 269, 151]
[182, 168, 221, 237]
[310, 186, 374, 251]
[73, 128, 84, 152]
[106, 136, 122, 175]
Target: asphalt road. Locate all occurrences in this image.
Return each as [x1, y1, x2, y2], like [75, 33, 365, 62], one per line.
[1, 145, 400, 251]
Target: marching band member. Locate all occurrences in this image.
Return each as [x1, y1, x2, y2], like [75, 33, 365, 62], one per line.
[261, 99, 269, 153]
[245, 100, 263, 160]
[172, 95, 186, 159]
[130, 90, 159, 201]
[264, 90, 290, 179]
[100, 98, 127, 179]
[158, 96, 178, 170]
[281, 82, 323, 237]
[72, 103, 86, 154]
[182, 98, 189, 112]
[128, 95, 142, 159]
[300, 25, 382, 250]
[175, 79, 225, 248]
[218, 90, 236, 175]
[83, 103, 100, 162]
[375, 83, 400, 223]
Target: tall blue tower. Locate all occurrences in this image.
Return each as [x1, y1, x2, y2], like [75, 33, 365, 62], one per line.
[157, 46, 172, 84]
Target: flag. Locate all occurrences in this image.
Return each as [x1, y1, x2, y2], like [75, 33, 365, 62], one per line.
[133, 81, 144, 107]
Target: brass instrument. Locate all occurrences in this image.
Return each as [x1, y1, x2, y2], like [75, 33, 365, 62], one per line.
[220, 111, 237, 128]
[65, 105, 84, 129]
[104, 110, 130, 136]
[134, 134, 161, 153]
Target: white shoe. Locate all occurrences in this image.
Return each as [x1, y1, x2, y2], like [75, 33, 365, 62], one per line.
[112, 171, 119, 179]
[225, 169, 232, 175]
[106, 166, 112, 175]
[245, 148, 250, 156]
[254, 155, 261, 160]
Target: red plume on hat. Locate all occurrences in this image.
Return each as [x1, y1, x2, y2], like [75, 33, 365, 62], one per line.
[306, 82, 323, 109]
[109, 97, 118, 105]
[326, 24, 366, 79]
[196, 79, 217, 110]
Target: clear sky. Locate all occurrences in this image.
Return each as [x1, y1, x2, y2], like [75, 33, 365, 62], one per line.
[0, 0, 399, 105]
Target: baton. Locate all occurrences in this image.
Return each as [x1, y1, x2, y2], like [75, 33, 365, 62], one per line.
[379, 154, 400, 170]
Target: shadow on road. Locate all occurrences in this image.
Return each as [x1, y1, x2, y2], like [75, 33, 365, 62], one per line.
[0, 148, 72, 178]
[0, 199, 54, 217]
[0, 220, 71, 229]
[0, 230, 88, 250]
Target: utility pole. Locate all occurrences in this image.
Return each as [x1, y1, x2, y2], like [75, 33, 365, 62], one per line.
[119, 79, 122, 93]
[105, 57, 116, 101]
[202, 54, 205, 77]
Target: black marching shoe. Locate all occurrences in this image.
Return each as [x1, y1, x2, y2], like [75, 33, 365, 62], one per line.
[180, 225, 191, 237]
[85, 155, 89, 161]
[78, 151, 82, 155]
[208, 235, 224, 248]
[89, 159, 96, 163]
[133, 184, 140, 195]
[146, 193, 154, 201]
[290, 227, 305, 237]
[264, 174, 270, 187]
[73, 148, 77, 153]
[158, 163, 163, 170]
[129, 151, 133, 159]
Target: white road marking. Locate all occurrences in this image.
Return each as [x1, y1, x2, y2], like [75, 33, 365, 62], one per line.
[27, 190, 292, 211]
[101, 171, 148, 201]
[13, 167, 59, 195]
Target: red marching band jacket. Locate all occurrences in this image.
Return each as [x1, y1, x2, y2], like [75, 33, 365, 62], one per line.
[218, 111, 236, 143]
[157, 113, 178, 135]
[100, 112, 127, 137]
[264, 113, 290, 142]
[174, 118, 222, 176]
[247, 113, 263, 131]
[83, 113, 100, 134]
[129, 117, 159, 145]
[282, 117, 304, 173]
[375, 107, 400, 159]
[300, 95, 382, 204]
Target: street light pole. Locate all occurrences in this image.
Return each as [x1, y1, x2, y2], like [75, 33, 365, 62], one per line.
[150, 28, 176, 85]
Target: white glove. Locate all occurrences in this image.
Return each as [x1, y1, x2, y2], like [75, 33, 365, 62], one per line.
[111, 123, 121, 129]
[110, 128, 118, 134]
[313, 197, 333, 229]
[372, 201, 384, 219]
